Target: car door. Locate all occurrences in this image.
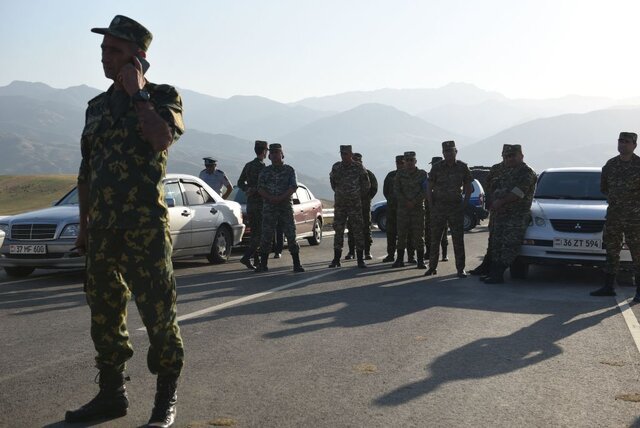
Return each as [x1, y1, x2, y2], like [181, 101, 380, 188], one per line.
[164, 180, 192, 253]
[182, 181, 223, 252]
[295, 186, 316, 236]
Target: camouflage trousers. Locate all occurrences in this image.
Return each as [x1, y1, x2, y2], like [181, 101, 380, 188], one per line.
[246, 200, 263, 254]
[333, 200, 365, 251]
[489, 211, 529, 266]
[85, 228, 184, 376]
[603, 214, 640, 275]
[347, 200, 372, 252]
[425, 207, 448, 255]
[397, 206, 425, 252]
[429, 202, 465, 271]
[261, 203, 299, 255]
[385, 204, 417, 256]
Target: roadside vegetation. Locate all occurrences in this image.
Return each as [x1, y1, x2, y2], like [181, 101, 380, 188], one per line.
[0, 175, 77, 215]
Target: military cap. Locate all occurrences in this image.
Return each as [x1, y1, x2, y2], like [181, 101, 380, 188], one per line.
[395, 155, 405, 162]
[255, 140, 268, 150]
[340, 145, 353, 153]
[91, 15, 153, 52]
[501, 144, 511, 155]
[430, 156, 443, 164]
[442, 140, 456, 150]
[502, 144, 522, 155]
[269, 143, 283, 152]
[619, 132, 638, 143]
[203, 157, 217, 164]
[404, 151, 416, 159]
[353, 153, 363, 161]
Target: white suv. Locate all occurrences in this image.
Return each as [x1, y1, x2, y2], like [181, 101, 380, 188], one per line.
[512, 167, 631, 278]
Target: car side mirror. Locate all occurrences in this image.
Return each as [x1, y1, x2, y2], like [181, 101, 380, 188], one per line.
[165, 197, 176, 208]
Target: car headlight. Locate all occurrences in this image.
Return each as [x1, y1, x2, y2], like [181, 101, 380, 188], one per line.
[60, 224, 80, 238]
[0, 223, 8, 235]
[534, 217, 546, 227]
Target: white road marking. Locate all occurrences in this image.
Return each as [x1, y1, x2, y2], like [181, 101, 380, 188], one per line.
[136, 270, 338, 330]
[615, 292, 640, 355]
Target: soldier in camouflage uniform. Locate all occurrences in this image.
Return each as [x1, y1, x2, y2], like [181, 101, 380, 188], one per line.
[393, 151, 428, 269]
[382, 155, 405, 262]
[329, 145, 371, 268]
[591, 132, 640, 300]
[237, 140, 269, 270]
[66, 16, 184, 427]
[425, 141, 473, 278]
[426, 156, 449, 262]
[469, 147, 509, 276]
[255, 143, 304, 273]
[345, 153, 378, 260]
[480, 144, 537, 283]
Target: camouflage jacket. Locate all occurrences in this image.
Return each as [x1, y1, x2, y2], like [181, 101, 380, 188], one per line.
[494, 162, 537, 215]
[485, 161, 508, 207]
[237, 157, 265, 203]
[330, 161, 371, 204]
[601, 153, 640, 214]
[258, 164, 298, 206]
[394, 167, 428, 210]
[77, 83, 184, 229]
[429, 160, 473, 204]
[383, 170, 399, 207]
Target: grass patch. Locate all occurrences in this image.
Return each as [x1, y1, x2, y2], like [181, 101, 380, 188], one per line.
[0, 175, 77, 215]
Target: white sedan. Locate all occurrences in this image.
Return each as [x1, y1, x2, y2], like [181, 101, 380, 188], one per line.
[512, 167, 631, 278]
[0, 174, 245, 278]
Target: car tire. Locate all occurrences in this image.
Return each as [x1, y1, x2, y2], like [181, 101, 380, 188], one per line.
[463, 211, 476, 232]
[4, 266, 36, 278]
[307, 218, 323, 246]
[510, 257, 529, 279]
[207, 226, 232, 264]
[377, 211, 387, 232]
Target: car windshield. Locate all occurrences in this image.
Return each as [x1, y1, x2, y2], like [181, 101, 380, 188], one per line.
[228, 187, 247, 204]
[56, 187, 79, 205]
[535, 171, 605, 200]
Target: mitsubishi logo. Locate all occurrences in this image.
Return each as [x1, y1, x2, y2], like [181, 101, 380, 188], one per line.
[574, 223, 582, 230]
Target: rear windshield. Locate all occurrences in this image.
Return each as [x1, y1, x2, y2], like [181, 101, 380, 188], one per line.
[535, 171, 605, 200]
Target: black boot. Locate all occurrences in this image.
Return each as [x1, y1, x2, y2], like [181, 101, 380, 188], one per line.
[424, 266, 437, 276]
[470, 255, 491, 276]
[407, 249, 416, 264]
[392, 249, 405, 268]
[345, 247, 355, 260]
[441, 245, 449, 261]
[416, 250, 427, 269]
[147, 375, 178, 428]
[254, 253, 269, 273]
[357, 249, 367, 268]
[329, 249, 342, 268]
[239, 249, 256, 270]
[292, 253, 305, 273]
[483, 263, 506, 284]
[590, 274, 616, 296]
[65, 369, 129, 423]
[382, 253, 395, 263]
[364, 243, 373, 260]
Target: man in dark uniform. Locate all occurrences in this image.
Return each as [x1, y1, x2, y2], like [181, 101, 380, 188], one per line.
[237, 140, 269, 270]
[480, 144, 536, 283]
[426, 156, 449, 262]
[255, 143, 304, 273]
[199, 157, 233, 199]
[329, 145, 371, 268]
[345, 153, 378, 260]
[393, 151, 428, 269]
[66, 15, 184, 427]
[425, 141, 473, 278]
[591, 132, 640, 300]
[382, 155, 405, 262]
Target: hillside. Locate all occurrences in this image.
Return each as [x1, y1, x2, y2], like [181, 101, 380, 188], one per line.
[0, 175, 77, 215]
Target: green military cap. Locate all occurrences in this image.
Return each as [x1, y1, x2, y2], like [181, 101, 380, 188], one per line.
[255, 140, 268, 150]
[503, 144, 522, 155]
[203, 157, 216, 164]
[619, 132, 638, 143]
[430, 156, 443, 164]
[91, 15, 153, 52]
[404, 151, 416, 159]
[501, 144, 511, 155]
[442, 140, 456, 150]
[395, 155, 405, 162]
[340, 145, 352, 153]
[269, 143, 283, 152]
[353, 152, 363, 161]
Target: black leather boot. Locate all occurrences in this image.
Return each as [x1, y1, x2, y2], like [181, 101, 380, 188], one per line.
[364, 243, 373, 260]
[239, 249, 256, 270]
[357, 249, 367, 268]
[470, 255, 491, 276]
[329, 249, 342, 268]
[254, 253, 269, 273]
[441, 245, 449, 261]
[65, 369, 129, 423]
[345, 247, 355, 260]
[483, 263, 506, 284]
[147, 375, 178, 428]
[382, 253, 395, 262]
[416, 250, 427, 269]
[590, 274, 616, 296]
[292, 253, 305, 272]
[392, 249, 405, 268]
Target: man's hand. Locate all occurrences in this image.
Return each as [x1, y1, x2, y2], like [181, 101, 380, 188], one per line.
[118, 56, 145, 96]
[74, 228, 88, 256]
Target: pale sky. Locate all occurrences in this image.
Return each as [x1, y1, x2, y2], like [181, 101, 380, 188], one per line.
[2, 0, 640, 102]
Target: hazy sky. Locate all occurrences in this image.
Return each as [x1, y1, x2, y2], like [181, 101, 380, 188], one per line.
[2, 0, 639, 102]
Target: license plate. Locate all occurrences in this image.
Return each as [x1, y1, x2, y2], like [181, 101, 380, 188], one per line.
[553, 238, 601, 250]
[10, 244, 47, 254]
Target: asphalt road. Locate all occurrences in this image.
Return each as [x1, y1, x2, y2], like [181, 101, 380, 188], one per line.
[1, 226, 640, 427]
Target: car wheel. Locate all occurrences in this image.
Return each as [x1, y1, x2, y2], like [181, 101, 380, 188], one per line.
[4, 266, 36, 278]
[307, 218, 323, 246]
[377, 211, 387, 232]
[463, 211, 476, 232]
[510, 257, 529, 279]
[207, 226, 232, 264]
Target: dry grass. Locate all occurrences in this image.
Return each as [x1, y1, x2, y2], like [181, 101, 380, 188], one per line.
[0, 175, 77, 215]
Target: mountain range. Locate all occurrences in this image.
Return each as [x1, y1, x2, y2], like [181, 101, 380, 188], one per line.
[1, 80, 639, 199]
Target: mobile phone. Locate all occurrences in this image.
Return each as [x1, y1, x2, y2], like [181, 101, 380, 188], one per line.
[135, 55, 150, 74]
